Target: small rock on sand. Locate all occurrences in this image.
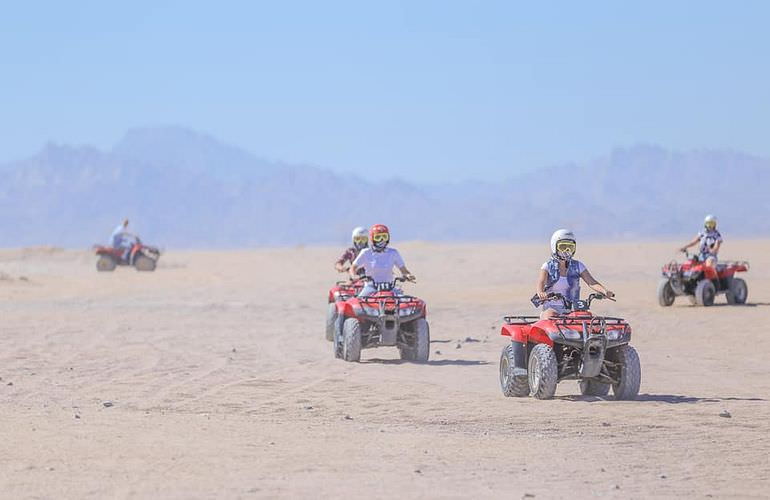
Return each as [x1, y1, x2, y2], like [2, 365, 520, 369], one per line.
[719, 410, 732, 418]
[103, 401, 114, 408]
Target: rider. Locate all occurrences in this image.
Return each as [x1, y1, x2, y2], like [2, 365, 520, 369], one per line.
[679, 214, 722, 269]
[536, 229, 614, 319]
[334, 227, 369, 273]
[110, 218, 137, 262]
[349, 224, 416, 296]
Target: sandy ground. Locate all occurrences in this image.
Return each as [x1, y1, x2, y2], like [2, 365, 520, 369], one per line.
[1, 240, 769, 499]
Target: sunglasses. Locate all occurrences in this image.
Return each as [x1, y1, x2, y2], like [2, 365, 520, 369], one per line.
[372, 233, 390, 243]
[556, 240, 576, 253]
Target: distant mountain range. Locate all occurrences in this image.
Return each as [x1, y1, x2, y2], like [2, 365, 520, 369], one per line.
[1, 126, 768, 247]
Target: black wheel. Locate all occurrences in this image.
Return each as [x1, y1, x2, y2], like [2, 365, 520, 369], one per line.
[656, 279, 675, 307]
[528, 344, 558, 400]
[726, 278, 748, 305]
[398, 318, 430, 362]
[579, 379, 611, 396]
[134, 255, 156, 272]
[325, 302, 337, 341]
[500, 344, 529, 397]
[694, 279, 716, 306]
[342, 318, 362, 362]
[96, 255, 116, 272]
[608, 345, 641, 400]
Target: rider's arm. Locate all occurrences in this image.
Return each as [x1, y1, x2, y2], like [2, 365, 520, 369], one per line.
[536, 269, 549, 299]
[399, 266, 415, 281]
[712, 239, 722, 254]
[680, 235, 700, 251]
[580, 269, 614, 298]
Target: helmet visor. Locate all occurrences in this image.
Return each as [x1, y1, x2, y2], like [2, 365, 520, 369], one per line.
[372, 233, 390, 243]
[556, 240, 576, 254]
[704, 220, 716, 230]
[353, 236, 368, 246]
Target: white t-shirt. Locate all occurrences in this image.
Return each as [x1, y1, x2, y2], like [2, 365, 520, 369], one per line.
[352, 247, 405, 283]
[541, 260, 586, 310]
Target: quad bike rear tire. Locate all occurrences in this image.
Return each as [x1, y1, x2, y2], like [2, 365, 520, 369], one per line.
[134, 255, 157, 272]
[342, 318, 362, 362]
[325, 302, 337, 341]
[96, 255, 116, 272]
[528, 343, 558, 400]
[726, 278, 748, 305]
[608, 345, 641, 400]
[579, 379, 611, 397]
[656, 279, 675, 307]
[398, 318, 430, 362]
[500, 344, 529, 397]
[694, 279, 716, 306]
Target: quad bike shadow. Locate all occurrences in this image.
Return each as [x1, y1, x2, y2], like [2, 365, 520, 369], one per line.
[554, 393, 766, 403]
[362, 358, 490, 366]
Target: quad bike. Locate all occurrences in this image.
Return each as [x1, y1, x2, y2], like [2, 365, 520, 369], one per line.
[333, 276, 429, 363]
[325, 279, 365, 341]
[658, 250, 749, 307]
[499, 292, 640, 400]
[94, 239, 161, 272]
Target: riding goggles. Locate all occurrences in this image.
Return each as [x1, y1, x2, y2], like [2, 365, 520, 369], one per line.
[372, 233, 390, 243]
[556, 240, 576, 253]
[704, 221, 717, 230]
[353, 236, 369, 245]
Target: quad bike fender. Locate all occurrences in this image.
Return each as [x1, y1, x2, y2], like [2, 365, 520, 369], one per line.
[500, 323, 553, 346]
[703, 266, 718, 281]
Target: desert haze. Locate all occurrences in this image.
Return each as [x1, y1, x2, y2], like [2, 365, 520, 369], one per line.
[1, 239, 769, 498]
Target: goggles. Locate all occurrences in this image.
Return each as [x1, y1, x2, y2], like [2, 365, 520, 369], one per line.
[353, 236, 369, 245]
[704, 221, 716, 230]
[556, 240, 576, 253]
[372, 233, 390, 243]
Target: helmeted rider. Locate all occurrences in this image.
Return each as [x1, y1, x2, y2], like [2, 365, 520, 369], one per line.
[335, 226, 369, 273]
[110, 218, 138, 262]
[349, 224, 415, 296]
[536, 229, 614, 319]
[679, 215, 722, 269]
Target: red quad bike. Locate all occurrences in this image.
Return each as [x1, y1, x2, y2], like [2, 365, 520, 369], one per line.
[94, 239, 161, 272]
[325, 279, 365, 341]
[658, 251, 749, 307]
[499, 293, 641, 400]
[333, 277, 429, 363]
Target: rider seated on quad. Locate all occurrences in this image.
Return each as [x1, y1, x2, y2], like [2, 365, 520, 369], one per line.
[335, 227, 369, 276]
[349, 224, 416, 296]
[679, 214, 722, 270]
[536, 229, 615, 319]
[110, 218, 138, 262]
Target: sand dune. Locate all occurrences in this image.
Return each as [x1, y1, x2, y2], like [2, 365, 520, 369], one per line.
[1, 240, 769, 498]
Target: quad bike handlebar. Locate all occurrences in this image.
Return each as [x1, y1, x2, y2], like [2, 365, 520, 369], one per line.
[531, 292, 615, 311]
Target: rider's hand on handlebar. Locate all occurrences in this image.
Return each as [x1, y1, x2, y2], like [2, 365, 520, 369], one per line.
[403, 274, 416, 283]
[536, 291, 549, 300]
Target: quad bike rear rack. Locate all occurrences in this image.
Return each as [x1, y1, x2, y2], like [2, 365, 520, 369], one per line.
[358, 295, 423, 306]
[504, 315, 541, 325]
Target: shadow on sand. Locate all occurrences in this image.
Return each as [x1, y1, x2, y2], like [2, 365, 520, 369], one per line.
[675, 302, 770, 308]
[362, 358, 489, 366]
[555, 393, 766, 403]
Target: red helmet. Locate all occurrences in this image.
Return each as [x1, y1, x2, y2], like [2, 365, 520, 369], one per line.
[369, 224, 390, 250]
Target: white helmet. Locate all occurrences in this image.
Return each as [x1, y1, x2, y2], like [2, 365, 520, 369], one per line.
[704, 214, 717, 230]
[351, 226, 368, 251]
[550, 229, 577, 261]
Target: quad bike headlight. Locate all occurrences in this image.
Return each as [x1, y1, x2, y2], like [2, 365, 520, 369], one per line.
[399, 306, 417, 317]
[549, 329, 581, 340]
[361, 305, 380, 316]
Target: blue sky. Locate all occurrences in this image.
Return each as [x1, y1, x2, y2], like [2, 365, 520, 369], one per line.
[1, 1, 768, 181]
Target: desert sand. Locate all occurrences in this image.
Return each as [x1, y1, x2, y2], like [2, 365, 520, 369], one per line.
[1, 240, 769, 498]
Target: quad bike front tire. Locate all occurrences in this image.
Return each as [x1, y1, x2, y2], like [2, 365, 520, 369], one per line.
[398, 318, 430, 362]
[500, 344, 529, 397]
[608, 345, 641, 400]
[726, 278, 748, 305]
[657, 279, 675, 307]
[96, 255, 116, 272]
[694, 279, 716, 306]
[325, 302, 337, 341]
[579, 379, 611, 397]
[134, 255, 157, 272]
[528, 343, 558, 400]
[342, 318, 362, 362]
